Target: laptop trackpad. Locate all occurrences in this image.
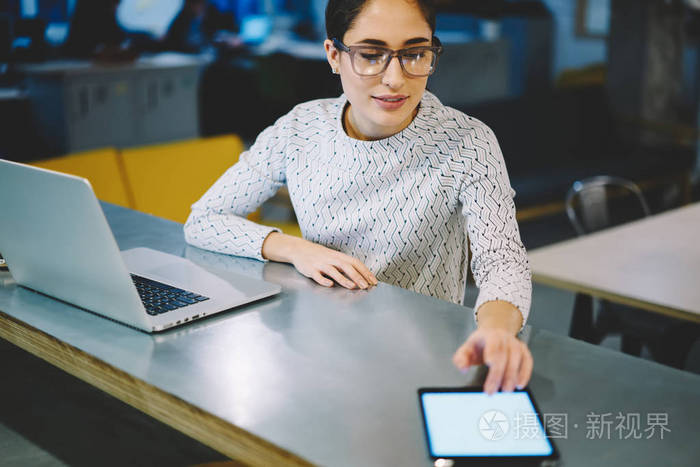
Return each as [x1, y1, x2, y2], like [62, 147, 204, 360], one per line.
[148, 263, 206, 287]
[145, 262, 243, 297]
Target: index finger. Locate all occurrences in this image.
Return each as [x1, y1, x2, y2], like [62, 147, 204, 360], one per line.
[517, 345, 533, 389]
[483, 338, 506, 395]
[342, 254, 377, 286]
[336, 262, 370, 289]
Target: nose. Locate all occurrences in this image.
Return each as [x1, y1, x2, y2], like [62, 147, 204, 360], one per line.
[381, 55, 406, 89]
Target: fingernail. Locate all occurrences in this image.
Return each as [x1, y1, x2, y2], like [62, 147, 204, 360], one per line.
[360, 281, 368, 288]
[459, 366, 469, 374]
[516, 384, 524, 390]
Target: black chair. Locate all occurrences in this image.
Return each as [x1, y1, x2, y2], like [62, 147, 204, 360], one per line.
[565, 176, 698, 368]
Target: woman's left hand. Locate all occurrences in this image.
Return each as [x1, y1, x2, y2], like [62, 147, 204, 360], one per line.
[452, 301, 533, 394]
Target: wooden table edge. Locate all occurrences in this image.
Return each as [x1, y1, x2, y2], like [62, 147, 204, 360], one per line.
[531, 273, 700, 324]
[0, 310, 314, 467]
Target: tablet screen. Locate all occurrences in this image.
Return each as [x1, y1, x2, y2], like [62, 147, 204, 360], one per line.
[420, 390, 554, 458]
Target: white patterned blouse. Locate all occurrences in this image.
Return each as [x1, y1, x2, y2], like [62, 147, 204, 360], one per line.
[184, 91, 531, 323]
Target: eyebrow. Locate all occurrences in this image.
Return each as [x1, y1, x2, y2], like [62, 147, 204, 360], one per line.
[355, 37, 431, 46]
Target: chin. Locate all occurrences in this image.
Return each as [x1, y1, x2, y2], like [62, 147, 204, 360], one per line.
[369, 106, 412, 124]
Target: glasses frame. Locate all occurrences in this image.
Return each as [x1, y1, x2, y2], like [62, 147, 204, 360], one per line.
[331, 37, 444, 78]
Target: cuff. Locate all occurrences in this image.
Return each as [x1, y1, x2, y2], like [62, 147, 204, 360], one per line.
[249, 224, 281, 262]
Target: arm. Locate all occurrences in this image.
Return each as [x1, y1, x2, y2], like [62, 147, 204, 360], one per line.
[458, 123, 531, 327]
[477, 300, 523, 334]
[185, 111, 377, 289]
[453, 122, 533, 393]
[183, 117, 289, 261]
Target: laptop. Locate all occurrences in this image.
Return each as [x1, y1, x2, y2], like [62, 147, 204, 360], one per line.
[0, 159, 281, 333]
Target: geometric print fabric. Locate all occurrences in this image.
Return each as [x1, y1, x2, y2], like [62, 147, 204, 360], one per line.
[184, 91, 531, 323]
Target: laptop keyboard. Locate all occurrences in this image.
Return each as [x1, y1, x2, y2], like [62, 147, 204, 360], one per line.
[130, 274, 209, 316]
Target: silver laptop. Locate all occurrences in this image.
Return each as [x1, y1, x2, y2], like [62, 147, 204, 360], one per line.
[0, 159, 281, 332]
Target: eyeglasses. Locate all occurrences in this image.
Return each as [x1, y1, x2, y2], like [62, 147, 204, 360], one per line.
[332, 37, 443, 78]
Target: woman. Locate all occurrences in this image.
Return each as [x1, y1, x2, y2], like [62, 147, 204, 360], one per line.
[185, 0, 533, 394]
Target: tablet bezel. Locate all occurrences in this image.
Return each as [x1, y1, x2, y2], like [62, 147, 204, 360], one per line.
[417, 386, 560, 466]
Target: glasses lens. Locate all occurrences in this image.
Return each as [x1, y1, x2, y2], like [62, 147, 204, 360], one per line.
[353, 47, 390, 76]
[400, 48, 436, 76]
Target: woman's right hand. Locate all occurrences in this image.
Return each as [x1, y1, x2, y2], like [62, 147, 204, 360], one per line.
[262, 232, 378, 289]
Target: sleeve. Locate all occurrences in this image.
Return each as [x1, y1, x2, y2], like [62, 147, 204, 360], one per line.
[458, 122, 532, 328]
[183, 114, 290, 261]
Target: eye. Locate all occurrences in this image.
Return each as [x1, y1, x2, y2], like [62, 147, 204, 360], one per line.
[403, 49, 427, 60]
[359, 52, 384, 62]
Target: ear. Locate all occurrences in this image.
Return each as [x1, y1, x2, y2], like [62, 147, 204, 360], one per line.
[324, 39, 340, 74]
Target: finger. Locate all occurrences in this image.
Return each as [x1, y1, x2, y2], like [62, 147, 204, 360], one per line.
[453, 334, 480, 370]
[322, 266, 356, 289]
[350, 257, 378, 285]
[501, 342, 523, 392]
[483, 338, 507, 395]
[336, 262, 369, 289]
[517, 344, 534, 389]
[311, 271, 333, 287]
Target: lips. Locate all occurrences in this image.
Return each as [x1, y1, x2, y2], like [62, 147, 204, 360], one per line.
[371, 94, 409, 111]
[373, 94, 408, 103]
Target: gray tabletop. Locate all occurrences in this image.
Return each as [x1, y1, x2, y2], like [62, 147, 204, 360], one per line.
[528, 203, 700, 322]
[1, 203, 699, 466]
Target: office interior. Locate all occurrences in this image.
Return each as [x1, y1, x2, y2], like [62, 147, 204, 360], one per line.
[0, 0, 699, 465]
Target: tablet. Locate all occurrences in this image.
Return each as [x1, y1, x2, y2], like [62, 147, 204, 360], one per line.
[418, 387, 559, 466]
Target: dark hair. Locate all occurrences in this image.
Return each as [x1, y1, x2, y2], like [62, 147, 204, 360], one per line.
[325, 0, 436, 41]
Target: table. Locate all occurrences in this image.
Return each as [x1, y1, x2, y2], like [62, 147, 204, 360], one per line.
[1, 203, 699, 466]
[528, 203, 700, 324]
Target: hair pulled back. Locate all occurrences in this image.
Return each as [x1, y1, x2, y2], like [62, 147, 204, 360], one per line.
[325, 0, 436, 41]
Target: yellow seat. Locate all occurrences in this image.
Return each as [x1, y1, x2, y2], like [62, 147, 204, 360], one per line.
[31, 147, 132, 208]
[120, 135, 246, 224]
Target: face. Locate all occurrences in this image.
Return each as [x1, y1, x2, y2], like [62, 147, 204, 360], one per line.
[324, 0, 432, 140]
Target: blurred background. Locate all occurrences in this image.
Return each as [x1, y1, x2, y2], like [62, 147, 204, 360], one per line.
[0, 0, 698, 221]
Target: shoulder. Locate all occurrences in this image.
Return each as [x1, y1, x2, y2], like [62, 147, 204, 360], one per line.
[250, 97, 342, 154]
[414, 92, 500, 170]
[253, 96, 341, 146]
[282, 96, 344, 130]
[419, 91, 497, 144]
